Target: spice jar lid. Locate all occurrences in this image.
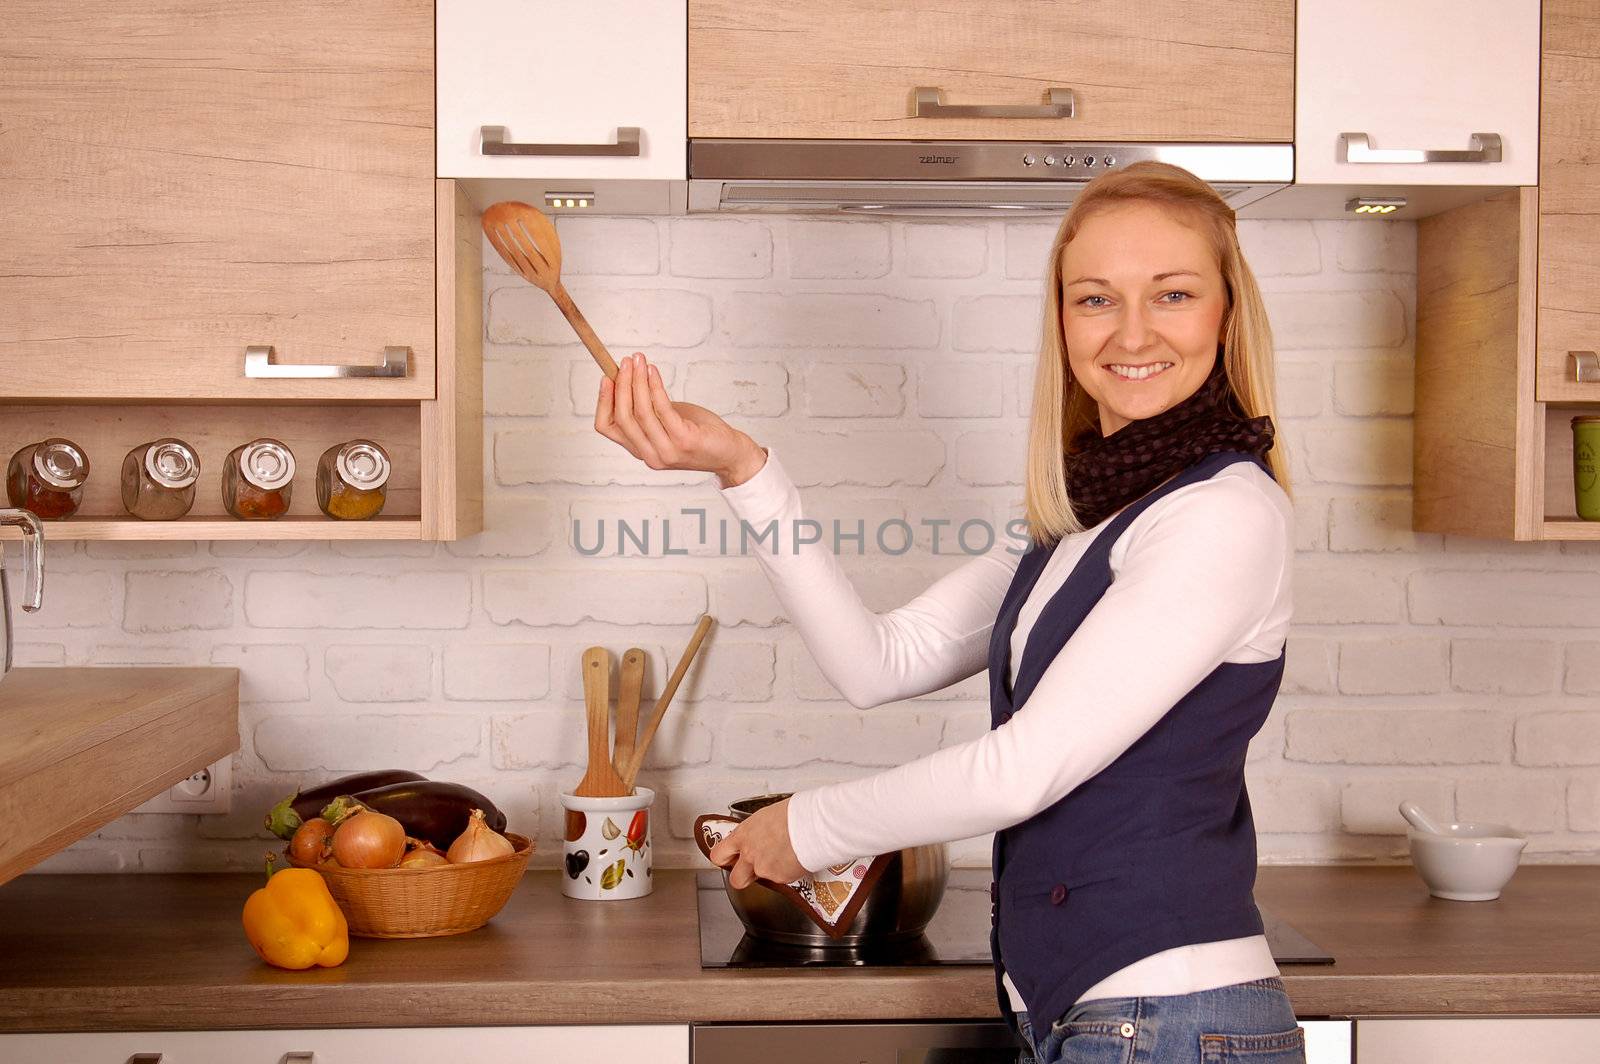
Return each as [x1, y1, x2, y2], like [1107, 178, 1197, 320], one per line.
[335, 440, 391, 490]
[239, 438, 296, 491]
[32, 437, 89, 490]
[1574, 416, 1600, 426]
[145, 438, 201, 489]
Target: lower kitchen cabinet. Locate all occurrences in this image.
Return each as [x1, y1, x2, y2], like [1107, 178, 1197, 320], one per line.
[0, 1024, 689, 1064]
[1354, 1017, 1600, 1063]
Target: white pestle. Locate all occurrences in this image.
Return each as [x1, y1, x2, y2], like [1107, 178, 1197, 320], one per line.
[1399, 800, 1448, 836]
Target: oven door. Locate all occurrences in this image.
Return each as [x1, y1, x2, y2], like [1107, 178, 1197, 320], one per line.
[692, 1022, 1024, 1063]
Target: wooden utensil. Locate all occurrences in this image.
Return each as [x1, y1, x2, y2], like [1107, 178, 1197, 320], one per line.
[481, 201, 620, 380]
[612, 648, 646, 780]
[576, 646, 627, 798]
[621, 614, 715, 792]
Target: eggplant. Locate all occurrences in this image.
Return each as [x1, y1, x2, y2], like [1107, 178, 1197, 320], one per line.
[265, 769, 428, 839]
[328, 780, 508, 851]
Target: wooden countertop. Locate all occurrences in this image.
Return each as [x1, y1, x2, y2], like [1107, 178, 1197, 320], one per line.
[0, 865, 1595, 1032]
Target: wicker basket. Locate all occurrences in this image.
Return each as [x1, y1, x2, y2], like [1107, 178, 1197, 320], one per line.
[289, 833, 534, 938]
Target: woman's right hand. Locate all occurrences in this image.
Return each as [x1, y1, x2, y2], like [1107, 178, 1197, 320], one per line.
[594, 351, 768, 489]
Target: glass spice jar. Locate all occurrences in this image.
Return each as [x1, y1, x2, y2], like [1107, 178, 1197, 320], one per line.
[121, 437, 201, 520]
[222, 438, 295, 520]
[6, 438, 90, 520]
[316, 440, 390, 520]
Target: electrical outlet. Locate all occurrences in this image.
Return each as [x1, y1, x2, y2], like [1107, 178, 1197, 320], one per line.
[137, 758, 232, 815]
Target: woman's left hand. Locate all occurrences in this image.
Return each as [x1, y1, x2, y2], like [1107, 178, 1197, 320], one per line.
[708, 799, 809, 889]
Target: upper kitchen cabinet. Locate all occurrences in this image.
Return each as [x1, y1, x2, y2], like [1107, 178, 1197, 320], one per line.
[437, 1, 688, 181]
[1295, 0, 1540, 186]
[688, 0, 1294, 143]
[0, 0, 436, 401]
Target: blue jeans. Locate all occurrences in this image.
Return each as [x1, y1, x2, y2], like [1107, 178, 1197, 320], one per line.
[1016, 977, 1307, 1063]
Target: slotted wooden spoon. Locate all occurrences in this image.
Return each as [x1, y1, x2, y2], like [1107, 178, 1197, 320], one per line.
[481, 201, 619, 380]
[612, 647, 646, 780]
[577, 646, 628, 797]
[621, 614, 715, 793]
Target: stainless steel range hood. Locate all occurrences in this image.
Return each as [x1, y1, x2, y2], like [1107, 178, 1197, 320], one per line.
[689, 140, 1293, 216]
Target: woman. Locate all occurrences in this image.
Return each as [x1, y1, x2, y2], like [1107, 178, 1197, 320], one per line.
[594, 161, 1302, 1064]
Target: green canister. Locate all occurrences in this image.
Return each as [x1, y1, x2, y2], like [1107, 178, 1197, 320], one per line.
[1575, 416, 1600, 520]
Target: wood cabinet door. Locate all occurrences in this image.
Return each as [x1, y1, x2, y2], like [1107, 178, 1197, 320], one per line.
[1537, 0, 1600, 403]
[688, 0, 1293, 142]
[1296, 0, 1539, 186]
[0, 0, 436, 401]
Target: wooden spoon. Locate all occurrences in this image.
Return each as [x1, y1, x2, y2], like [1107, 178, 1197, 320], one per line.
[612, 648, 646, 780]
[621, 615, 715, 792]
[576, 646, 627, 798]
[481, 201, 619, 380]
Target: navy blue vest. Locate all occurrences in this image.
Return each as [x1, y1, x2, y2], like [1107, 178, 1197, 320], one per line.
[988, 450, 1286, 1031]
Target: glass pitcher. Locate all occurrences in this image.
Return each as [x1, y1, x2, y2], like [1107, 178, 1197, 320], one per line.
[0, 509, 44, 677]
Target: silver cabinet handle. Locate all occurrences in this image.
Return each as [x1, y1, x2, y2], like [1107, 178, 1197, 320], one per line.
[1338, 131, 1502, 164]
[281, 1054, 315, 1063]
[244, 345, 409, 379]
[913, 86, 1075, 119]
[1570, 351, 1600, 383]
[480, 125, 641, 157]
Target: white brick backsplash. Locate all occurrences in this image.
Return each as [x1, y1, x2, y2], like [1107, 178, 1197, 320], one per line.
[803, 361, 906, 417]
[551, 217, 659, 275]
[1286, 709, 1508, 764]
[721, 710, 945, 768]
[1338, 637, 1449, 695]
[210, 644, 310, 702]
[1457, 777, 1562, 832]
[1339, 778, 1454, 835]
[1451, 639, 1559, 695]
[1333, 358, 1414, 416]
[1411, 570, 1600, 627]
[722, 293, 939, 349]
[789, 220, 891, 279]
[1563, 643, 1600, 694]
[569, 497, 720, 559]
[1329, 496, 1437, 552]
[483, 570, 705, 626]
[684, 360, 789, 417]
[245, 572, 470, 629]
[906, 224, 987, 278]
[324, 644, 433, 702]
[123, 570, 232, 632]
[54, 218, 1600, 867]
[1301, 423, 1413, 486]
[1265, 290, 1407, 350]
[668, 218, 773, 278]
[256, 714, 480, 773]
[953, 295, 1042, 353]
[1514, 713, 1600, 766]
[918, 362, 1005, 418]
[489, 284, 712, 348]
[483, 359, 555, 416]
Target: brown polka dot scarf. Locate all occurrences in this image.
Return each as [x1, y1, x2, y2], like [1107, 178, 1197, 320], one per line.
[1064, 357, 1276, 529]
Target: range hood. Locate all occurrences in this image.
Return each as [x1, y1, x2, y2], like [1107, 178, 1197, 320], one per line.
[688, 140, 1293, 216]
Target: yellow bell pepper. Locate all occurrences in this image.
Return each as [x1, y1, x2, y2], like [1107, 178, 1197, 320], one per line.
[242, 861, 349, 970]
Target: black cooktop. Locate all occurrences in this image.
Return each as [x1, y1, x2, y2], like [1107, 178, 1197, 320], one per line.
[696, 869, 1335, 969]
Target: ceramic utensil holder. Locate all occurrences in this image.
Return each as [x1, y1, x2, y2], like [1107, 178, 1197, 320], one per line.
[559, 787, 654, 901]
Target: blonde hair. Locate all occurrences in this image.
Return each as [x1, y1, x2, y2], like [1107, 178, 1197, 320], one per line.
[1023, 161, 1289, 545]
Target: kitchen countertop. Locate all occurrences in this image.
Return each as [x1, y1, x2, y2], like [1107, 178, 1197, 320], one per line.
[0, 866, 1596, 1032]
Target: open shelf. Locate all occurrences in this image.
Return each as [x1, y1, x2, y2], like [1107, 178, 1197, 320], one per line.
[0, 516, 423, 541]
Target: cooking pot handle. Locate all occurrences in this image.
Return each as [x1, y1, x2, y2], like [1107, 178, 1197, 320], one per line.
[0, 510, 43, 611]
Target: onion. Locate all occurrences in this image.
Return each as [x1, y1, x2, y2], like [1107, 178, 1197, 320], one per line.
[289, 817, 335, 865]
[400, 849, 449, 869]
[446, 808, 515, 864]
[331, 809, 406, 868]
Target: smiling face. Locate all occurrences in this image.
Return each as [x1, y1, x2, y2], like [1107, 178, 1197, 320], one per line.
[1059, 201, 1229, 436]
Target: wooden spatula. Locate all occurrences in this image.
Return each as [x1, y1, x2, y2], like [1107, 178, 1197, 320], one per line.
[576, 646, 627, 797]
[612, 648, 646, 780]
[621, 615, 715, 792]
[481, 201, 619, 380]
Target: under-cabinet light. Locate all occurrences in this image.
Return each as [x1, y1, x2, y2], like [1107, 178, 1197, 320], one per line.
[1345, 197, 1406, 215]
[544, 192, 595, 210]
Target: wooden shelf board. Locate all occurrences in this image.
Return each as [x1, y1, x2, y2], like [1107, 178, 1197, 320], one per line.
[1542, 518, 1600, 540]
[0, 516, 424, 541]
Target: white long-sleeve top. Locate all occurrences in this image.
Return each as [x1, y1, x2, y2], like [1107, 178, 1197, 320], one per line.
[715, 446, 1294, 1007]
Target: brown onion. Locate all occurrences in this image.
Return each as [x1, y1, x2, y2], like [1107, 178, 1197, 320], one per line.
[446, 808, 515, 864]
[399, 849, 449, 869]
[289, 817, 334, 865]
[332, 809, 406, 868]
